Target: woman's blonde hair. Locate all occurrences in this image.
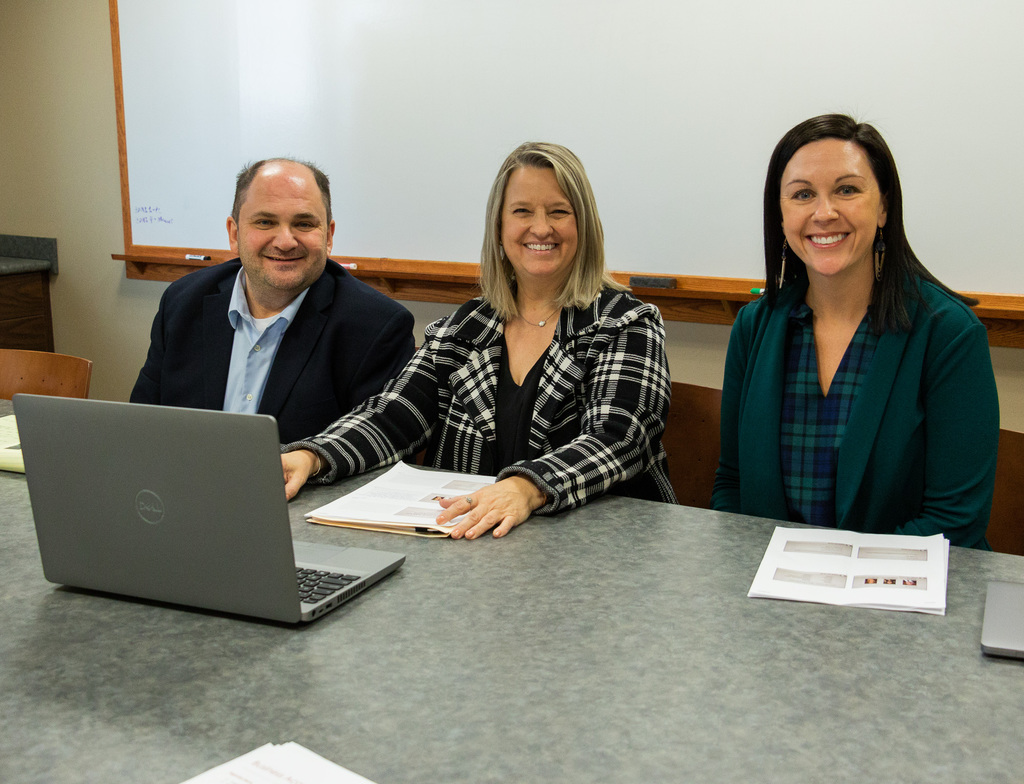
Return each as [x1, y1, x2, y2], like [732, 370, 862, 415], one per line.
[480, 142, 624, 320]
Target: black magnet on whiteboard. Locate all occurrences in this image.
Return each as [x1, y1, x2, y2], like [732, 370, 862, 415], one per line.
[629, 276, 677, 289]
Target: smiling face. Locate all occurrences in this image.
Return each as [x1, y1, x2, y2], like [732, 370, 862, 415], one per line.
[227, 160, 336, 317]
[780, 138, 888, 290]
[500, 166, 579, 295]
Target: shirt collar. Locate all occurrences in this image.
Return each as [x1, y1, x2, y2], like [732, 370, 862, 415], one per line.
[226, 269, 309, 330]
[788, 299, 875, 329]
[788, 301, 814, 325]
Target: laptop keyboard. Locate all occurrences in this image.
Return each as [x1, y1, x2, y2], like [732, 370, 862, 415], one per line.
[296, 568, 360, 604]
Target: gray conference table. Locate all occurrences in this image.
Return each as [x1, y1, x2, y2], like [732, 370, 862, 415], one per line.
[1, 403, 1023, 783]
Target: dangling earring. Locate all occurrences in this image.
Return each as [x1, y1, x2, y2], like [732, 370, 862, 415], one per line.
[873, 229, 886, 282]
[778, 238, 788, 289]
[499, 244, 506, 261]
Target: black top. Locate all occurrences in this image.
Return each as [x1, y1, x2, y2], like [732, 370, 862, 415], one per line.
[494, 336, 545, 472]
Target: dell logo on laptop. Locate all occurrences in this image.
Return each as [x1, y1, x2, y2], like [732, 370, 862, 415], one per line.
[135, 490, 165, 524]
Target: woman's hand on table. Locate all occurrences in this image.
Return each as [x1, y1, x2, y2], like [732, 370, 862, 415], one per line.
[437, 476, 547, 539]
[281, 449, 319, 500]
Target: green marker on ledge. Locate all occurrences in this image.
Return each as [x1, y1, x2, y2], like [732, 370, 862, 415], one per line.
[750, 288, 766, 295]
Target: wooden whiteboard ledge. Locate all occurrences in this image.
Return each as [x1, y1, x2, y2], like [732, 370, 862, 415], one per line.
[115, 253, 1024, 349]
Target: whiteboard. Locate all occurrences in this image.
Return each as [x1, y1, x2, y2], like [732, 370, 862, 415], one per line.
[117, 0, 1024, 294]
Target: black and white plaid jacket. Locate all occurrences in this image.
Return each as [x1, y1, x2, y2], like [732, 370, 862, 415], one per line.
[286, 288, 675, 513]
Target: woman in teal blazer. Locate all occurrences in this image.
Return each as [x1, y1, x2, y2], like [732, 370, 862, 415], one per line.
[712, 115, 998, 548]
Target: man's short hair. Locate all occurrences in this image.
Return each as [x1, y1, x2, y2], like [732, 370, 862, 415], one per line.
[231, 158, 332, 225]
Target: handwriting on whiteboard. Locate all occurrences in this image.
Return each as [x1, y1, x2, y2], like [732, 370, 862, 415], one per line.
[134, 206, 173, 224]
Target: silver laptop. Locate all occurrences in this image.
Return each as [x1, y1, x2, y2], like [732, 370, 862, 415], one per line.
[981, 581, 1024, 659]
[13, 394, 404, 623]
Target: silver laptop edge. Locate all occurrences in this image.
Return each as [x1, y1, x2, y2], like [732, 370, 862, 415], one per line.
[14, 395, 404, 623]
[981, 580, 1024, 659]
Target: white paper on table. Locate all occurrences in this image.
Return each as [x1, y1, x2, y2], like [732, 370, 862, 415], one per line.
[748, 526, 949, 615]
[0, 415, 20, 448]
[307, 461, 496, 530]
[180, 741, 377, 784]
[0, 415, 24, 473]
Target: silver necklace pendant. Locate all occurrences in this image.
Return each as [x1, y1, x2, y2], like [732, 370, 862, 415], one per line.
[521, 307, 558, 327]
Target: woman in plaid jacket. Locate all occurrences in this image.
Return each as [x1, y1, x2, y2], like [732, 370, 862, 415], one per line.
[282, 142, 675, 539]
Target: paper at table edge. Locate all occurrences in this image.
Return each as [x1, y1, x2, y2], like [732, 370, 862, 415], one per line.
[179, 741, 378, 783]
[0, 446, 24, 473]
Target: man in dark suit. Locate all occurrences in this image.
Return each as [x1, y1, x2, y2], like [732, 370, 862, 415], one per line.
[131, 158, 415, 443]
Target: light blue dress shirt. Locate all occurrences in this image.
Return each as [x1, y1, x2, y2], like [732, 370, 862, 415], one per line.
[223, 270, 309, 414]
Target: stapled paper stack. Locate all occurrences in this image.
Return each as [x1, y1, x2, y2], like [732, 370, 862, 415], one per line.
[307, 461, 496, 537]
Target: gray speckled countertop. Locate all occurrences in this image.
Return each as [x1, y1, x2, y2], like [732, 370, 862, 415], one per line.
[1, 400, 1022, 783]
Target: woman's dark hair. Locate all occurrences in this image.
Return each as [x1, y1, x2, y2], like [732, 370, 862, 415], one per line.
[763, 114, 973, 332]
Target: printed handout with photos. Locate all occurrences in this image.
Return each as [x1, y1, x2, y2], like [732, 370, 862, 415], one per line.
[306, 461, 496, 537]
[748, 526, 950, 615]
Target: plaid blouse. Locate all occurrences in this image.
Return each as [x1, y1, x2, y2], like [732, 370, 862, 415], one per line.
[286, 289, 676, 512]
[781, 304, 878, 527]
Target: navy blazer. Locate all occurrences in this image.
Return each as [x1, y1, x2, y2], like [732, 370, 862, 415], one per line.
[131, 259, 415, 444]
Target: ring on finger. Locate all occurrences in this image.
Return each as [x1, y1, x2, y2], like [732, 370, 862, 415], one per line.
[464, 496, 474, 508]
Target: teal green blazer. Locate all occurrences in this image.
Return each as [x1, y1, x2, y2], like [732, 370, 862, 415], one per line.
[712, 275, 999, 549]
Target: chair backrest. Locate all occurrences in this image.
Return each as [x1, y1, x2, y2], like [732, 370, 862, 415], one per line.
[0, 348, 93, 400]
[988, 427, 1024, 556]
[663, 382, 722, 508]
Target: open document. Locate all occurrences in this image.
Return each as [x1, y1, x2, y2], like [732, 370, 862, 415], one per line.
[181, 741, 376, 783]
[748, 526, 950, 615]
[0, 415, 24, 473]
[307, 461, 496, 537]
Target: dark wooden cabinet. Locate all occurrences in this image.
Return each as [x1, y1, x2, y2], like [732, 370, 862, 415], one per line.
[0, 271, 54, 351]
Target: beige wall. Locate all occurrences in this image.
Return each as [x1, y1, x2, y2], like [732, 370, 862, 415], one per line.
[3, 0, 1023, 430]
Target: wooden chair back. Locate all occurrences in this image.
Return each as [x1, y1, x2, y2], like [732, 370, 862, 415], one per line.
[988, 428, 1024, 556]
[0, 348, 93, 400]
[663, 382, 722, 508]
